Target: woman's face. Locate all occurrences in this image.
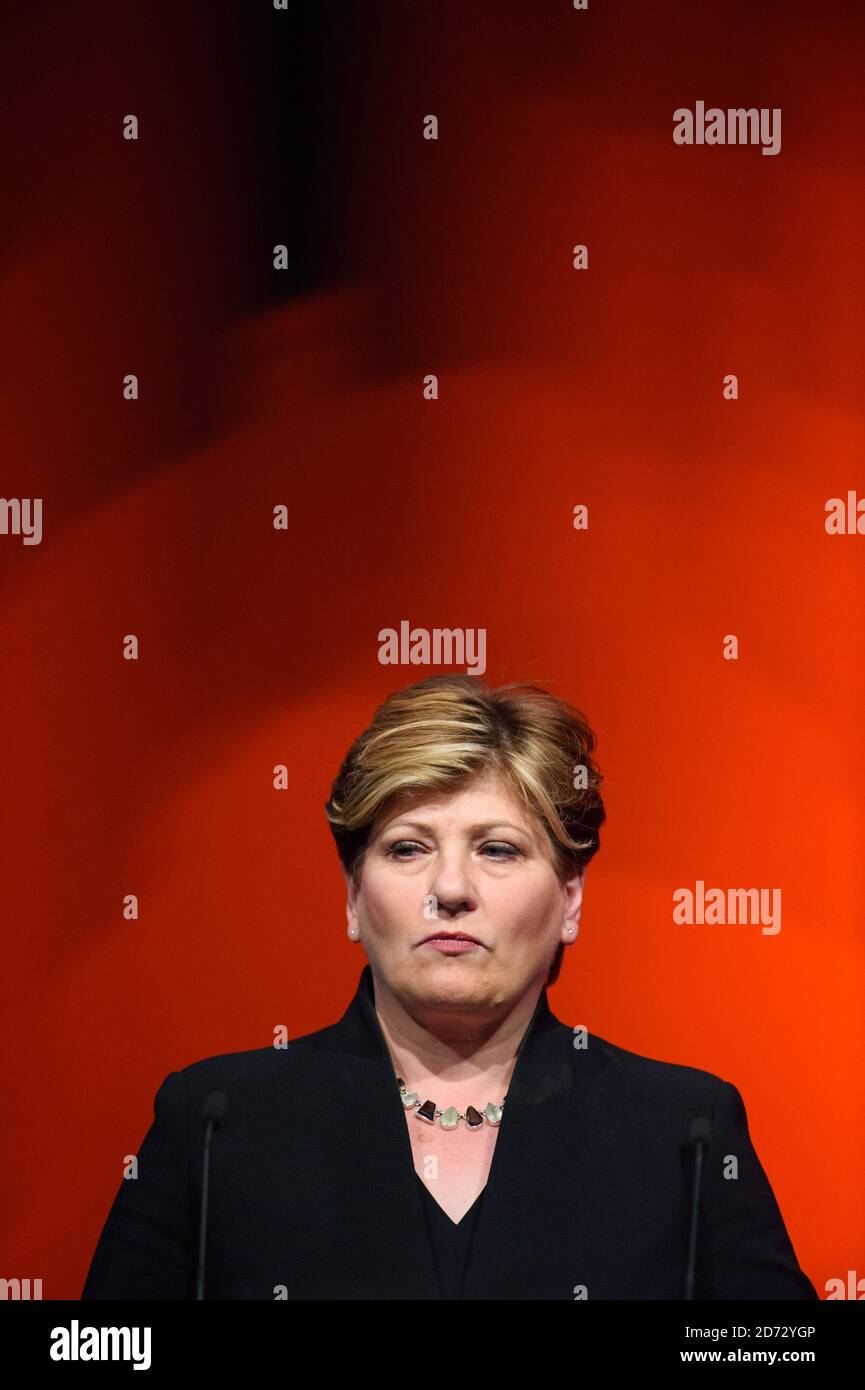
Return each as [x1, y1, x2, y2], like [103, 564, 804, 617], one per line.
[343, 771, 583, 1015]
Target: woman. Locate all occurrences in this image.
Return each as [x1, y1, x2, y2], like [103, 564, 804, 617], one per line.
[81, 675, 817, 1300]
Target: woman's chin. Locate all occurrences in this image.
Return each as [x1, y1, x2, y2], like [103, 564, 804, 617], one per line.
[408, 960, 496, 1006]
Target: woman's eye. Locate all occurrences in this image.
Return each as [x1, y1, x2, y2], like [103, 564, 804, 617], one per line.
[386, 842, 422, 859]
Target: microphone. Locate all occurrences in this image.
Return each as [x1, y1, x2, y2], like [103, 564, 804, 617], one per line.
[684, 1116, 712, 1300]
[195, 1091, 228, 1301]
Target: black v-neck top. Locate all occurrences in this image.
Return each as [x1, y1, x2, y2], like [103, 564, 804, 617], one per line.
[415, 1175, 486, 1300]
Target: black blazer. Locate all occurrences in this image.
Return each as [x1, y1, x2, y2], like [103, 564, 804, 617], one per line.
[81, 964, 818, 1300]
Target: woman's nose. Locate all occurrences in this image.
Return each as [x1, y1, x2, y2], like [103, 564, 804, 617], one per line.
[427, 853, 475, 909]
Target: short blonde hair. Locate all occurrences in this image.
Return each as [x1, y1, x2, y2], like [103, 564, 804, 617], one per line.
[324, 675, 606, 985]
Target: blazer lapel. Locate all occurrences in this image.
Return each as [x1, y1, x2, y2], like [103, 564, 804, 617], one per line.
[321, 964, 441, 1297]
[461, 982, 596, 1299]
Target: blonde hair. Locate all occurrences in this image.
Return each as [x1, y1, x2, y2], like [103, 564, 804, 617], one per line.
[324, 675, 605, 984]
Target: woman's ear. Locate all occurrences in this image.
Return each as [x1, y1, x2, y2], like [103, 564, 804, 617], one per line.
[342, 864, 359, 927]
[561, 869, 584, 942]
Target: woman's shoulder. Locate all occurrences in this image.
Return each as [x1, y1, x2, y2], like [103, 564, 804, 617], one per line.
[165, 1016, 343, 1102]
[563, 1020, 729, 1114]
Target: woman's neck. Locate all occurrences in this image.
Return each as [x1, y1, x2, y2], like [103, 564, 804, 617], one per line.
[370, 970, 542, 1086]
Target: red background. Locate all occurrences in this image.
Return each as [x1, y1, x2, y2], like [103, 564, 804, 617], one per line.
[1, 1, 862, 1298]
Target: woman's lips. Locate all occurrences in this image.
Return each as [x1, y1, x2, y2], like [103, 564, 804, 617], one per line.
[421, 937, 480, 953]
